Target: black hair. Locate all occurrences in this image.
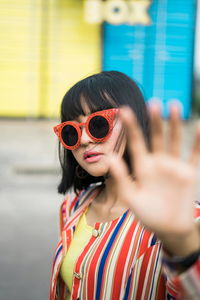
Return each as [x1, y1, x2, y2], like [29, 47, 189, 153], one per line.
[57, 71, 151, 195]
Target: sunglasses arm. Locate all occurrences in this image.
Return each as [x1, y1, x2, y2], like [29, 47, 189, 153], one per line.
[53, 125, 61, 137]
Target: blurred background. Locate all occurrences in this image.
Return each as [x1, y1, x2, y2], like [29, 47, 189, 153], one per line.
[0, 0, 199, 299]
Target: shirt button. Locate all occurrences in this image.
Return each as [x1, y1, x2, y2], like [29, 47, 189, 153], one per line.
[92, 229, 100, 237]
[73, 272, 82, 280]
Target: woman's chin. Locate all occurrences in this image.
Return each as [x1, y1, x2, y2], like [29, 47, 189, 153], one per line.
[88, 171, 107, 178]
[85, 166, 108, 178]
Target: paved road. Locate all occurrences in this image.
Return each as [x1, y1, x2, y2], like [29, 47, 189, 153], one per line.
[0, 117, 200, 300]
[0, 119, 62, 300]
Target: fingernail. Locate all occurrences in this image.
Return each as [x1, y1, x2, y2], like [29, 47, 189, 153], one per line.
[119, 106, 129, 116]
[148, 103, 161, 113]
[167, 100, 182, 116]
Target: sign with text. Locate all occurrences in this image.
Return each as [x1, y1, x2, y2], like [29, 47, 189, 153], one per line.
[84, 0, 152, 25]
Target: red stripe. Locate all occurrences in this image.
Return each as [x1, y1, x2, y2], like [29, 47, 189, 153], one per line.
[70, 193, 80, 212]
[156, 273, 166, 300]
[194, 207, 200, 218]
[136, 246, 153, 300]
[166, 281, 179, 298]
[64, 188, 101, 231]
[137, 230, 152, 258]
[111, 220, 138, 300]
[87, 220, 119, 300]
[143, 244, 159, 299]
[100, 215, 130, 297]
[72, 234, 98, 300]
[196, 259, 200, 273]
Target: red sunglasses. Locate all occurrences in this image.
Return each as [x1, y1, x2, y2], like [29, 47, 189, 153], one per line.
[53, 108, 119, 150]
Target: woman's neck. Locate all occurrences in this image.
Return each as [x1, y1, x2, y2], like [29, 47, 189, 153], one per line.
[94, 177, 125, 211]
[86, 178, 129, 226]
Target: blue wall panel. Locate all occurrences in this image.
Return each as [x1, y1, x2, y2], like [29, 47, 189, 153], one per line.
[102, 0, 196, 119]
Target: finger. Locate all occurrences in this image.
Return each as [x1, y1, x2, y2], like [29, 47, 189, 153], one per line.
[189, 121, 200, 165]
[119, 106, 148, 167]
[106, 153, 129, 179]
[168, 105, 182, 157]
[149, 104, 164, 153]
[113, 127, 126, 154]
[105, 153, 134, 198]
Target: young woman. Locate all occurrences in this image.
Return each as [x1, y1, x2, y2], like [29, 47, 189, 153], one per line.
[50, 71, 200, 300]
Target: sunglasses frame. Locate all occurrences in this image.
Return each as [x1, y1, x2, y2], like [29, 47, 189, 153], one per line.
[53, 108, 119, 150]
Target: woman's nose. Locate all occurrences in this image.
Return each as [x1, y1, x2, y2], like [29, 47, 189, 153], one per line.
[80, 126, 93, 145]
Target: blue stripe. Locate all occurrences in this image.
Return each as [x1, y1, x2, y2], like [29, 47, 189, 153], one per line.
[74, 199, 80, 210]
[95, 210, 128, 300]
[167, 295, 176, 300]
[54, 244, 63, 265]
[74, 185, 94, 211]
[148, 244, 162, 299]
[123, 270, 132, 300]
[150, 234, 157, 246]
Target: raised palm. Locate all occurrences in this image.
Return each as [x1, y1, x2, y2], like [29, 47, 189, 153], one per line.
[107, 105, 200, 238]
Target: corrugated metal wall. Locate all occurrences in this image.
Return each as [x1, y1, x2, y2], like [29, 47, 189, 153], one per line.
[0, 0, 101, 117]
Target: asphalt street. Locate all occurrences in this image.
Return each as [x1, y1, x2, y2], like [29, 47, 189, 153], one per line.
[0, 119, 62, 300]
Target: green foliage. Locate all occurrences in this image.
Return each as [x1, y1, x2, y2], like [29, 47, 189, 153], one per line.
[193, 90, 200, 116]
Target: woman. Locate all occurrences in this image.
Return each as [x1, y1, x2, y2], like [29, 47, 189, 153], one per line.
[50, 71, 200, 300]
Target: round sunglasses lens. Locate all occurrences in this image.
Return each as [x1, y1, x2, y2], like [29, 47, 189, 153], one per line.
[61, 125, 78, 147]
[89, 116, 109, 139]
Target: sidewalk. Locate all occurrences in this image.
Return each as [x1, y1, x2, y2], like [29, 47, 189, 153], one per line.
[0, 117, 200, 300]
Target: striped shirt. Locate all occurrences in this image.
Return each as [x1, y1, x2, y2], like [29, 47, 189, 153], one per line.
[49, 183, 200, 300]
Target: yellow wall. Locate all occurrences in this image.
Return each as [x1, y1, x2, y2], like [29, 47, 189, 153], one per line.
[0, 0, 41, 117]
[0, 0, 101, 117]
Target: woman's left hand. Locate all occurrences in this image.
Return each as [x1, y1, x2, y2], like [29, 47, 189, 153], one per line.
[106, 105, 200, 256]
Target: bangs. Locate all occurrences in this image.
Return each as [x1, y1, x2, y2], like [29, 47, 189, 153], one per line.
[61, 75, 119, 122]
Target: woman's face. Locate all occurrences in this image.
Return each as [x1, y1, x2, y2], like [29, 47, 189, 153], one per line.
[71, 104, 126, 177]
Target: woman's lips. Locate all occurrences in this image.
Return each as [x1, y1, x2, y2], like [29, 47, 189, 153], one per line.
[83, 152, 103, 163]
